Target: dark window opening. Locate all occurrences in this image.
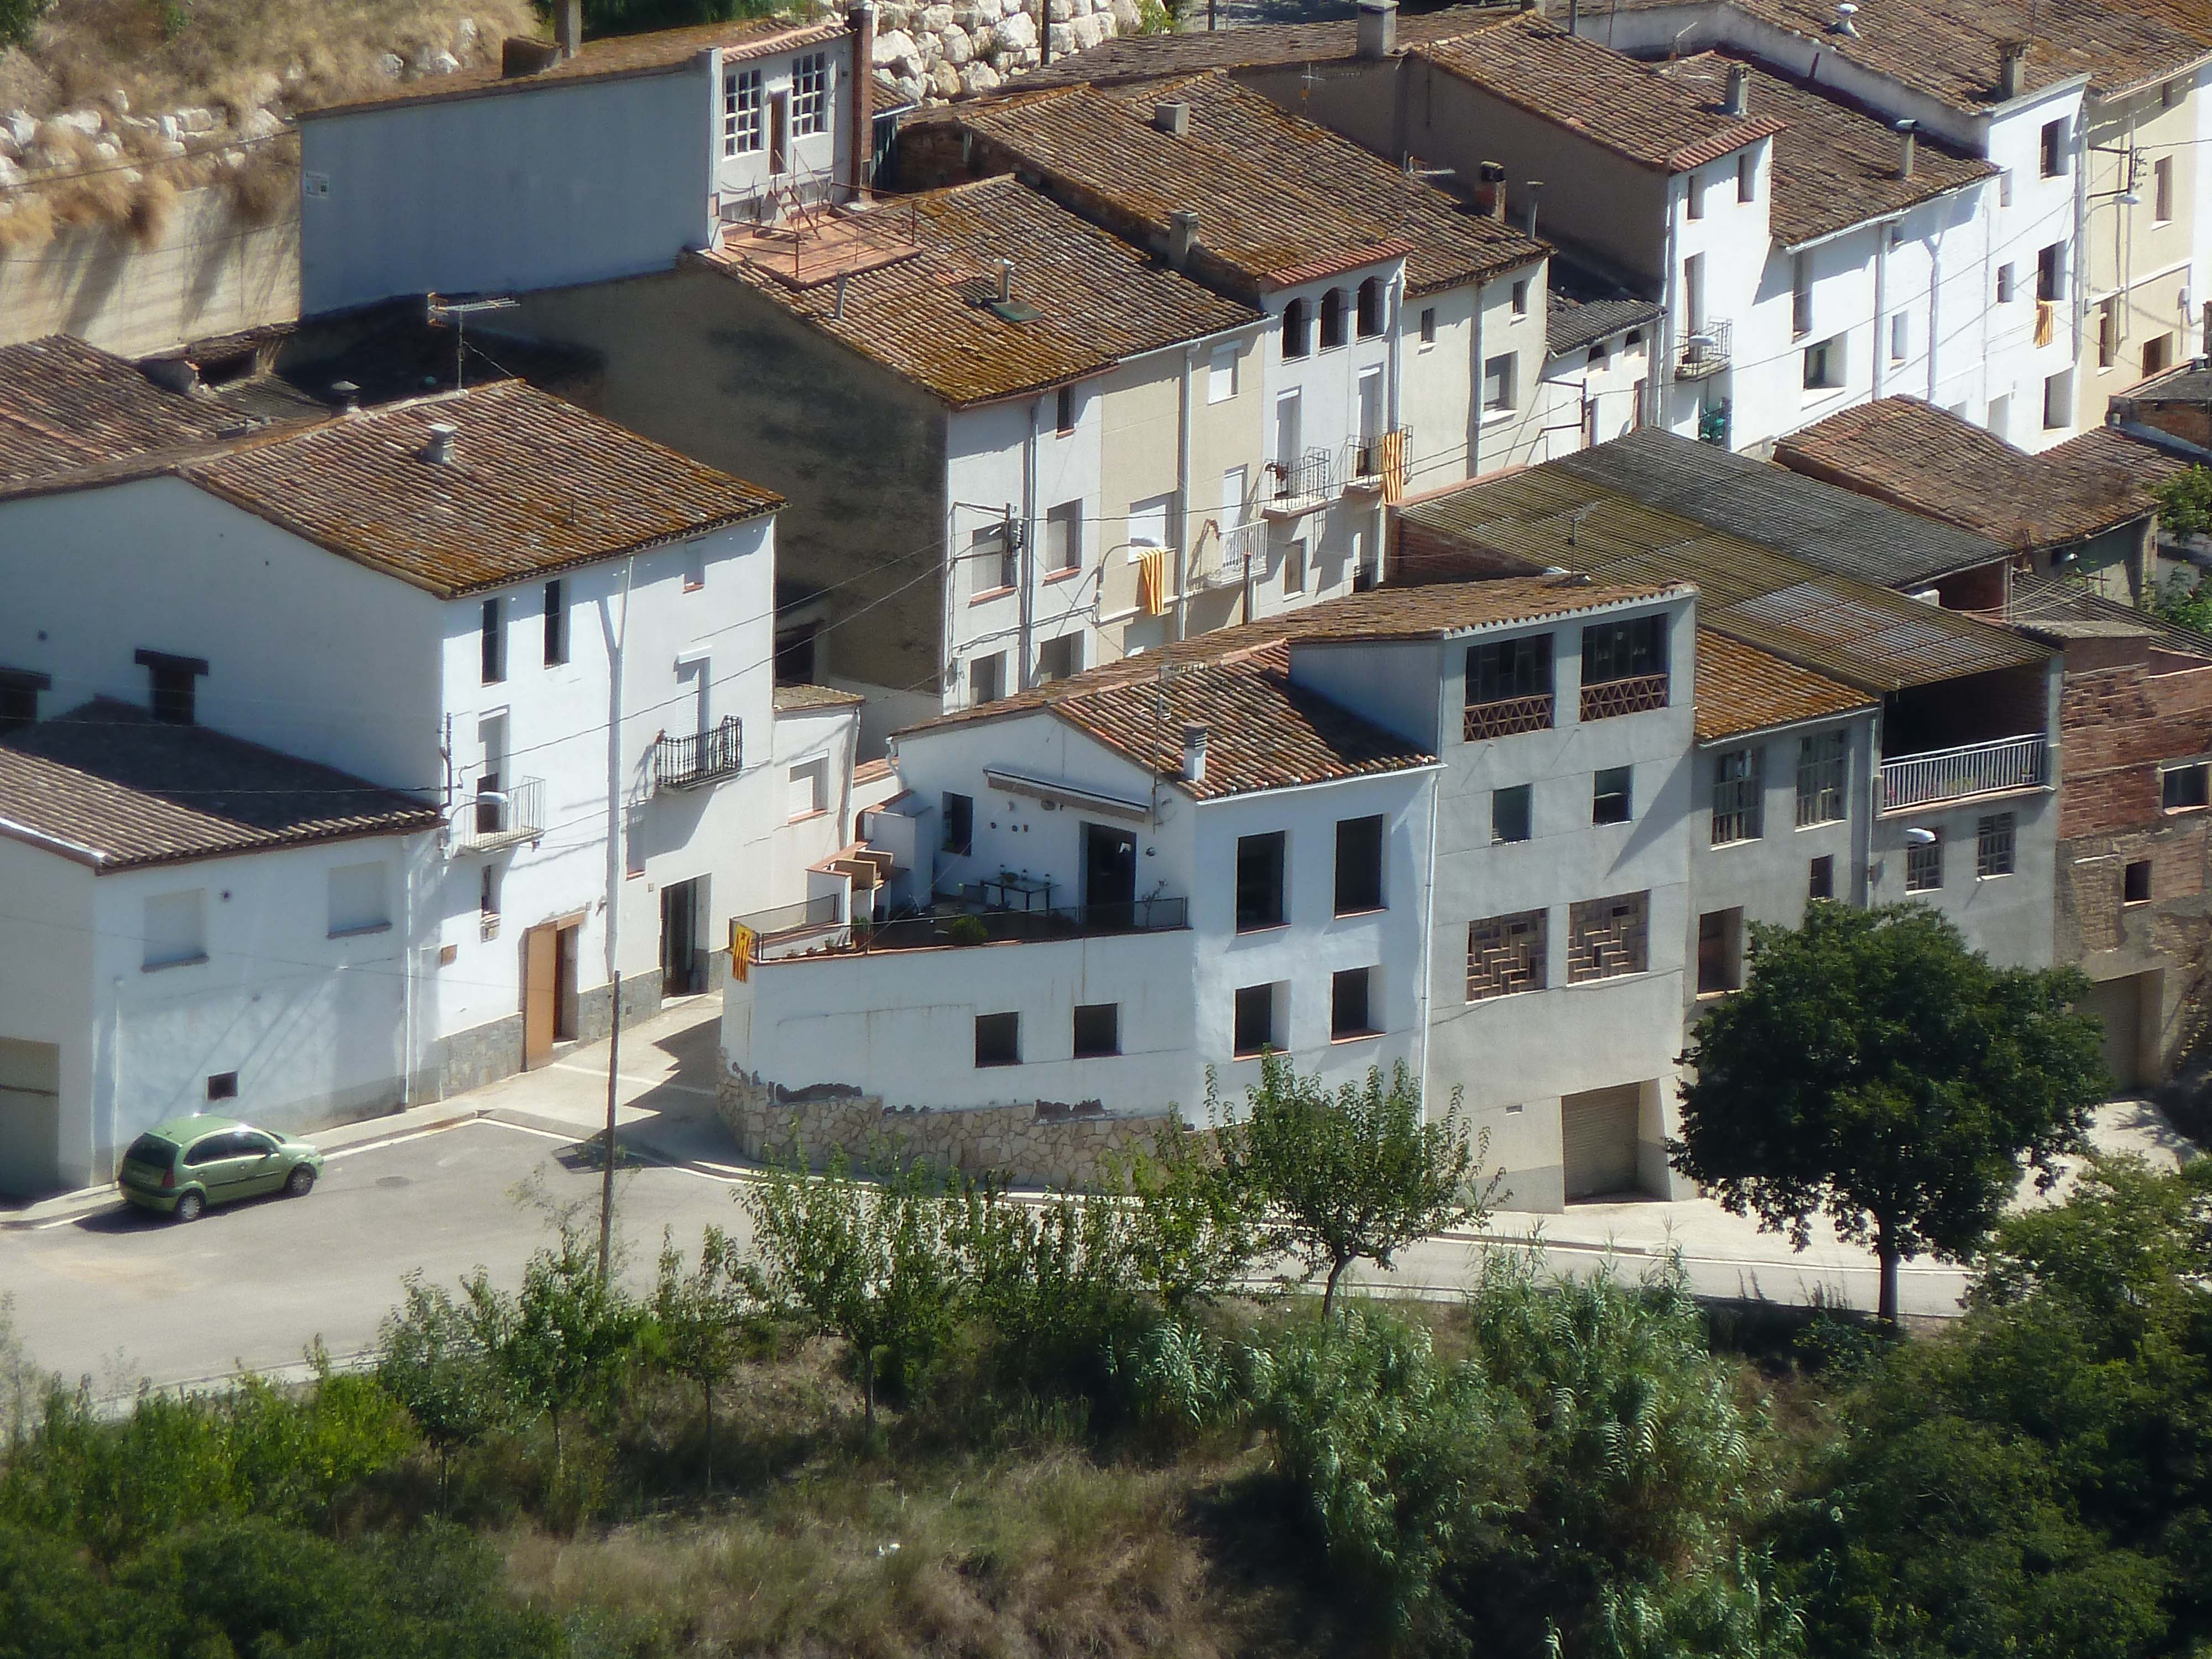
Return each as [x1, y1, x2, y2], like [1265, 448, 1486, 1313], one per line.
[135, 649, 208, 726]
[480, 598, 505, 685]
[1282, 298, 1312, 359]
[1233, 983, 1276, 1056]
[774, 623, 820, 684]
[543, 580, 567, 666]
[1468, 635, 1552, 702]
[0, 668, 50, 732]
[1236, 831, 1286, 931]
[1580, 615, 1666, 684]
[1319, 288, 1347, 349]
[1335, 815, 1385, 914]
[2036, 242, 2062, 302]
[1696, 910, 1740, 995]
[1809, 854, 1835, 900]
[206, 1070, 239, 1101]
[974, 1011, 1020, 1067]
[2163, 764, 2209, 811]
[942, 791, 973, 855]
[1905, 830, 1943, 891]
[1055, 385, 1075, 434]
[2124, 858, 2152, 904]
[1073, 1002, 1119, 1058]
[1331, 967, 1376, 1039]
[1356, 276, 1385, 338]
[1593, 765, 1633, 826]
[1492, 784, 1532, 844]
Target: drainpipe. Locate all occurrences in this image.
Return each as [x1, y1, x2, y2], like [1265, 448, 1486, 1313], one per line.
[1385, 270, 1405, 580]
[2072, 114, 2089, 383]
[1469, 278, 1485, 478]
[1660, 196, 1679, 435]
[1413, 766, 1439, 1110]
[1176, 345, 1194, 642]
[1872, 224, 1889, 401]
[1019, 398, 1039, 687]
[1929, 233, 1943, 403]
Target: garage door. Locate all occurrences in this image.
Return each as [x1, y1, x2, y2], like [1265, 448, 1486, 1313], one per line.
[2082, 974, 2147, 1092]
[1562, 1083, 1641, 1201]
[0, 1038, 63, 1201]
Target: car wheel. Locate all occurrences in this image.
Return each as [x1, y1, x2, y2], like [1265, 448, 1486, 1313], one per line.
[173, 1191, 205, 1223]
[285, 1165, 317, 1198]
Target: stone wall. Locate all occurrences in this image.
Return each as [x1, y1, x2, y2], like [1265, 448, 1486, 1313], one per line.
[872, 0, 1146, 102]
[718, 1063, 1179, 1188]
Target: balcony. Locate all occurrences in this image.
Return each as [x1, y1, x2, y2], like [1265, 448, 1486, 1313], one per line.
[1464, 691, 1555, 740]
[1579, 673, 1670, 721]
[731, 893, 848, 963]
[452, 775, 544, 853]
[1264, 448, 1337, 517]
[1676, 318, 1731, 380]
[1880, 734, 2048, 813]
[654, 715, 743, 792]
[1193, 518, 1267, 591]
[1342, 428, 1412, 498]
[773, 893, 1190, 958]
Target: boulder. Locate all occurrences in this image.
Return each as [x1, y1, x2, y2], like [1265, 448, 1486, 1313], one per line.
[993, 9, 1036, 51]
[237, 107, 284, 140]
[893, 70, 927, 103]
[918, 2, 954, 29]
[1047, 20, 1074, 54]
[49, 109, 104, 136]
[242, 70, 281, 108]
[0, 156, 21, 188]
[105, 88, 129, 115]
[975, 0, 1004, 20]
[1072, 11, 1105, 46]
[931, 60, 961, 97]
[1112, 0, 1142, 30]
[154, 137, 186, 158]
[174, 106, 219, 134]
[950, 3, 981, 27]
[454, 16, 479, 48]
[941, 24, 974, 65]
[971, 23, 995, 55]
[873, 27, 921, 71]
[959, 59, 1003, 93]
[1095, 8, 1118, 36]
[89, 139, 123, 162]
[3, 111, 34, 148]
[1046, 0, 1068, 19]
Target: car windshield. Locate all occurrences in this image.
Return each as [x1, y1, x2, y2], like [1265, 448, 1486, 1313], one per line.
[124, 1134, 178, 1169]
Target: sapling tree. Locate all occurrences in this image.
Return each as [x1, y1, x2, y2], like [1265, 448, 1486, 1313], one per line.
[375, 1275, 515, 1512]
[646, 1226, 753, 1492]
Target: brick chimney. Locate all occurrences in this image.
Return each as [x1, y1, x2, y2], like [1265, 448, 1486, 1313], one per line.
[1999, 41, 2027, 99]
[849, 3, 877, 199]
[1479, 160, 1507, 220]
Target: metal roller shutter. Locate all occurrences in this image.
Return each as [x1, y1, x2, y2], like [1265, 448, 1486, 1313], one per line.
[1562, 1083, 1641, 1201]
[0, 1038, 63, 1201]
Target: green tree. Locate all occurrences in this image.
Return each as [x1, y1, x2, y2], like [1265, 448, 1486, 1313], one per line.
[0, 0, 45, 51]
[1215, 1057, 1490, 1316]
[2149, 568, 2212, 633]
[1113, 1117, 1265, 1312]
[377, 1274, 517, 1511]
[645, 1225, 754, 1492]
[2152, 464, 2212, 540]
[1673, 904, 2107, 1326]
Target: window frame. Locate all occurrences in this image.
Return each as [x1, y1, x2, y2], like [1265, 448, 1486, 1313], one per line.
[1281, 298, 1312, 359]
[974, 1011, 1021, 1068]
[1232, 983, 1278, 1057]
[1808, 853, 1835, 900]
[1235, 831, 1287, 932]
[1481, 351, 1516, 414]
[1044, 499, 1082, 576]
[1331, 966, 1379, 1040]
[1356, 276, 1385, 338]
[1592, 764, 1634, 826]
[1795, 729, 1847, 826]
[1207, 342, 1238, 403]
[1072, 1001, 1120, 1059]
[1334, 814, 1386, 915]
[1711, 745, 1764, 844]
[1491, 783, 1533, 844]
[723, 66, 764, 155]
[1580, 615, 1666, 685]
[542, 578, 567, 666]
[1319, 288, 1347, 351]
[2162, 761, 2209, 812]
[790, 51, 828, 136]
[1905, 830, 1944, 891]
[941, 791, 973, 855]
[480, 596, 505, 685]
[1975, 812, 2016, 880]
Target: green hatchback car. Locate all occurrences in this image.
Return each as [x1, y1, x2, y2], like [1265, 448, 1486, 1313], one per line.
[117, 1117, 324, 1221]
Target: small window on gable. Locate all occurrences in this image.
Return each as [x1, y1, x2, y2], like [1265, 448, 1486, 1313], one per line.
[480, 598, 505, 684]
[138, 649, 207, 724]
[2039, 117, 2066, 178]
[1319, 288, 1347, 350]
[1237, 831, 1286, 931]
[1208, 342, 1238, 402]
[1996, 262, 2016, 304]
[1334, 814, 1385, 915]
[684, 545, 707, 592]
[1510, 279, 1529, 316]
[1736, 152, 1755, 202]
[1419, 306, 1437, 347]
[1357, 276, 1385, 338]
[787, 758, 828, 821]
[327, 862, 390, 937]
[1282, 298, 1311, 359]
[791, 51, 828, 135]
[1686, 170, 1705, 219]
[1055, 384, 1075, 434]
[543, 579, 567, 666]
[143, 889, 206, 971]
[2124, 858, 2152, 903]
[1803, 335, 1844, 391]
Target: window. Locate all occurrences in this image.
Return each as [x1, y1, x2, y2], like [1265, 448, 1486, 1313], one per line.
[1803, 335, 1843, 390]
[2153, 156, 2174, 223]
[1036, 633, 1079, 684]
[1491, 783, 1532, 844]
[1566, 891, 1648, 983]
[476, 714, 506, 835]
[1996, 262, 2016, 304]
[2124, 858, 2152, 904]
[1989, 392, 2012, 441]
[1055, 384, 1075, 435]
[327, 862, 389, 937]
[1357, 276, 1385, 337]
[2036, 241, 2063, 302]
[143, 890, 206, 970]
[1280, 536, 1308, 596]
[1073, 1002, 1120, 1058]
[137, 649, 205, 724]
[0, 669, 45, 731]
[2144, 333, 2174, 378]
[1282, 298, 1311, 358]
[1044, 500, 1082, 575]
[1976, 813, 2015, 879]
[974, 1011, 1020, 1068]
[683, 545, 707, 592]
[791, 51, 828, 135]
[941, 791, 973, 855]
[2162, 761, 2209, 810]
[1510, 278, 1530, 316]
[1235, 831, 1286, 931]
[1129, 493, 1172, 553]
[1712, 747, 1763, 843]
[624, 804, 646, 879]
[787, 758, 828, 820]
[1419, 306, 1437, 348]
[206, 1071, 239, 1102]
[968, 651, 1004, 706]
[774, 623, 818, 684]
[480, 863, 501, 930]
[1683, 252, 1705, 330]
[1999, 168, 2015, 207]
[1905, 829, 1943, 891]
[2039, 117, 2066, 178]
[972, 523, 1015, 594]
[1593, 765, 1634, 826]
[2043, 369, 2072, 431]
[1319, 288, 1347, 349]
[2099, 298, 2119, 368]
[1791, 253, 1812, 337]
[1208, 342, 1238, 402]
[1697, 909, 1741, 994]
[1686, 170, 1705, 220]
[1331, 967, 1378, 1039]
[1483, 352, 1516, 413]
[1796, 730, 1847, 825]
[1581, 615, 1667, 685]
[1335, 814, 1385, 914]
[1233, 984, 1279, 1056]
[723, 66, 763, 154]
[543, 580, 567, 666]
[1736, 151, 1755, 201]
[1809, 853, 1835, 900]
[1890, 312, 1908, 363]
[480, 598, 505, 684]
[1467, 910, 1546, 999]
[1467, 634, 1552, 713]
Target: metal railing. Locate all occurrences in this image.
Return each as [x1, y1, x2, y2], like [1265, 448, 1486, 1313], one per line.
[1579, 673, 1671, 721]
[1880, 734, 2048, 812]
[1342, 427, 1412, 492]
[731, 893, 846, 961]
[1193, 518, 1267, 590]
[1464, 691, 1556, 740]
[1677, 317, 1731, 379]
[820, 894, 1189, 957]
[1265, 447, 1337, 509]
[654, 716, 743, 792]
[452, 775, 544, 853]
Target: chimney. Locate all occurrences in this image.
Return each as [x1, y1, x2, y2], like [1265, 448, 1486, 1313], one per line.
[848, 4, 876, 199]
[1829, 1, 1858, 34]
[556, 0, 581, 58]
[1168, 209, 1199, 268]
[1479, 160, 1507, 220]
[329, 379, 361, 414]
[1356, 0, 1397, 60]
[1153, 100, 1190, 135]
[2000, 41, 2027, 99]
[1567, 0, 1579, 33]
[500, 35, 563, 75]
[1181, 723, 1208, 785]
[1724, 62, 1749, 117]
[1524, 179, 1544, 238]
[423, 422, 458, 465]
[1896, 118, 1917, 179]
[997, 257, 1014, 302]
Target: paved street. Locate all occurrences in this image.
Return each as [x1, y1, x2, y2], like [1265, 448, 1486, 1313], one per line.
[1, 999, 2192, 1396]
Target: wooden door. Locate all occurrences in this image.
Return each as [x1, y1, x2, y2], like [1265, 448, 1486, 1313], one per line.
[523, 924, 557, 1070]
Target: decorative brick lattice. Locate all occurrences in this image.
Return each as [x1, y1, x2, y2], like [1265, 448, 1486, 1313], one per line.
[1567, 891, 1649, 982]
[1579, 673, 1670, 722]
[1467, 909, 1547, 1000]
[1464, 693, 1556, 740]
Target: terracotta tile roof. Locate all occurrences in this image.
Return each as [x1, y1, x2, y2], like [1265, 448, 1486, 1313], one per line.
[182, 380, 780, 598]
[1416, 19, 1784, 172]
[774, 682, 867, 711]
[0, 336, 281, 497]
[1654, 54, 1993, 245]
[1261, 571, 1692, 639]
[1018, 2, 1505, 85]
[303, 17, 846, 117]
[0, 700, 440, 871]
[904, 638, 1437, 801]
[912, 80, 1416, 297]
[1126, 72, 1548, 295]
[701, 175, 1258, 406]
[1775, 397, 2185, 549]
[1693, 628, 1872, 740]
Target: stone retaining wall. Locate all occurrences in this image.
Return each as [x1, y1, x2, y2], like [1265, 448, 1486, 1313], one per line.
[718, 1063, 1178, 1188]
[872, 0, 1146, 102]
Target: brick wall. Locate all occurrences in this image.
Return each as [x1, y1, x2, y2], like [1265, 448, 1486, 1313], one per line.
[2058, 656, 2212, 839]
[2129, 400, 2212, 451]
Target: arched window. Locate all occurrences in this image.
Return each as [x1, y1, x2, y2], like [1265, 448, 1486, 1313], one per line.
[1356, 276, 1385, 338]
[1282, 298, 1312, 359]
[1319, 288, 1347, 349]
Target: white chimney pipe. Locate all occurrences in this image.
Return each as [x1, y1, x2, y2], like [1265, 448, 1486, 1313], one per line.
[1724, 63, 1749, 117]
[1896, 118, 1917, 180]
[1153, 100, 1190, 135]
[1168, 210, 1199, 269]
[424, 422, 458, 464]
[1357, 0, 1398, 59]
[2000, 41, 2027, 98]
[1181, 723, 1208, 784]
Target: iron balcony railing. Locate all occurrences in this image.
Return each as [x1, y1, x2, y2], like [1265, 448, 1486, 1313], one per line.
[841, 894, 1191, 956]
[1342, 427, 1413, 493]
[654, 715, 743, 792]
[1880, 734, 2048, 812]
[730, 893, 847, 961]
[1579, 672, 1671, 722]
[1464, 691, 1556, 740]
[1194, 518, 1267, 590]
[453, 775, 545, 853]
[1264, 447, 1337, 512]
[1677, 317, 1732, 380]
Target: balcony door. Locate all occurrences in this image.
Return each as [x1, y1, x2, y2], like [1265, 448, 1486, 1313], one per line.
[1082, 822, 1137, 927]
[661, 878, 704, 997]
